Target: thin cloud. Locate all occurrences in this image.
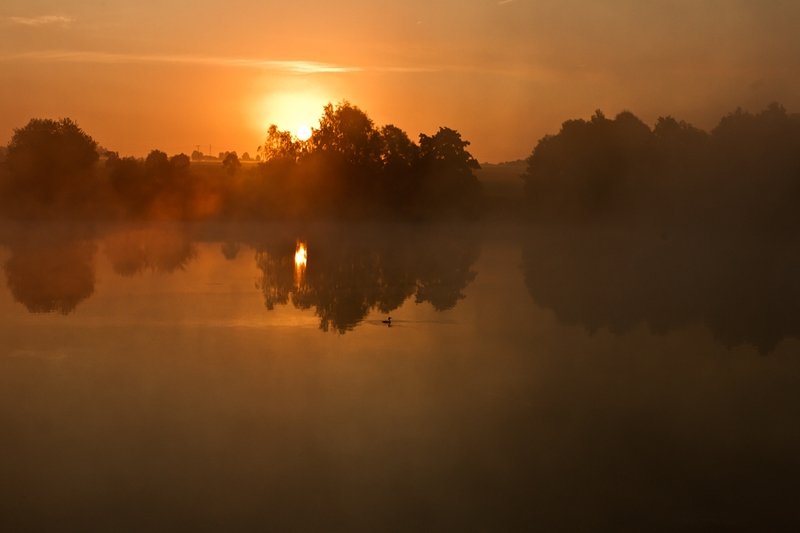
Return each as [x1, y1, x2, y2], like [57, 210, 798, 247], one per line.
[498, 0, 515, 5]
[8, 15, 73, 27]
[0, 50, 360, 74]
[0, 49, 559, 79]
[373, 65, 440, 73]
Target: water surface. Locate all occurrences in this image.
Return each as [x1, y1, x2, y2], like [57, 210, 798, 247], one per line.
[1, 222, 799, 531]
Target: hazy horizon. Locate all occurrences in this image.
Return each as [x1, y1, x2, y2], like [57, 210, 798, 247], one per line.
[3, 0, 800, 162]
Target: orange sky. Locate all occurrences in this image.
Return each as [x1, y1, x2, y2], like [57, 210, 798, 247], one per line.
[2, 1, 800, 162]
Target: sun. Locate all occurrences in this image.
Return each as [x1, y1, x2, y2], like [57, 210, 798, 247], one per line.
[295, 124, 313, 141]
[252, 88, 331, 142]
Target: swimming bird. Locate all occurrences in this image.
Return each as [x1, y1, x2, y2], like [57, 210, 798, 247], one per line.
[381, 316, 392, 326]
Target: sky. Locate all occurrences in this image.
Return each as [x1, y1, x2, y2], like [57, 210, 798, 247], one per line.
[2, 0, 800, 162]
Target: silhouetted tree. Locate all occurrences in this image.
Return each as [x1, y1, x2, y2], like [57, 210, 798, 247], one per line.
[244, 104, 486, 219]
[309, 102, 383, 212]
[311, 101, 381, 168]
[653, 116, 708, 154]
[107, 155, 148, 215]
[222, 151, 241, 175]
[523, 110, 654, 221]
[145, 150, 170, 178]
[100, 148, 118, 160]
[3, 118, 98, 216]
[106, 149, 205, 219]
[708, 103, 800, 228]
[6, 118, 98, 182]
[258, 125, 298, 162]
[522, 103, 800, 228]
[418, 127, 483, 217]
[379, 124, 420, 209]
[170, 153, 191, 173]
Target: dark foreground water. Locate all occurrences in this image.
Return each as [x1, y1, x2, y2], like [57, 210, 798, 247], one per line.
[1, 222, 799, 531]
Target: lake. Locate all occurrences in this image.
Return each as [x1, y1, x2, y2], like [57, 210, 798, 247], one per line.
[1, 221, 799, 531]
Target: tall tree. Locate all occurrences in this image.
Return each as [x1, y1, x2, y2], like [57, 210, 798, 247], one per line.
[258, 125, 298, 162]
[311, 101, 381, 168]
[418, 127, 482, 217]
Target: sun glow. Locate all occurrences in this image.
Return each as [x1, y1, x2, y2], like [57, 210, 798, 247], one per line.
[254, 88, 331, 142]
[295, 124, 313, 141]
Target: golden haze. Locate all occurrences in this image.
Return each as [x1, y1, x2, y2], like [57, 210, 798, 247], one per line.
[1, 1, 800, 161]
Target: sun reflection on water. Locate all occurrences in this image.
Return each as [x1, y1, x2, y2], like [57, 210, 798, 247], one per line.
[294, 241, 307, 287]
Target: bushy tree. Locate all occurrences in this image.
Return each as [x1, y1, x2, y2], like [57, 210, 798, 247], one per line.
[307, 102, 383, 211]
[379, 124, 420, 208]
[6, 118, 98, 180]
[523, 110, 654, 219]
[258, 125, 298, 162]
[418, 127, 482, 217]
[3, 118, 98, 214]
[310, 101, 381, 168]
[380, 125, 419, 172]
[222, 151, 241, 175]
[145, 150, 170, 178]
[170, 153, 191, 174]
[107, 155, 147, 214]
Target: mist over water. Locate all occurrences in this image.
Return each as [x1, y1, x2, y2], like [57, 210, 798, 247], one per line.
[1, 220, 798, 354]
[1, 219, 799, 530]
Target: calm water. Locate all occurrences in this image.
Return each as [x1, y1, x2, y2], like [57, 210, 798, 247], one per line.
[1, 222, 799, 531]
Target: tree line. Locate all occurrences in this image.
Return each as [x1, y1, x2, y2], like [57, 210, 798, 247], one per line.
[523, 103, 800, 229]
[0, 101, 483, 221]
[3, 101, 800, 226]
[242, 102, 483, 219]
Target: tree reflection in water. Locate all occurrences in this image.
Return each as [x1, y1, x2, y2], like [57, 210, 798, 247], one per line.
[3, 226, 96, 314]
[0, 223, 479, 332]
[254, 226, 479, 333]
[104, 226, 197, 276]
[522, 227, 800, 354]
